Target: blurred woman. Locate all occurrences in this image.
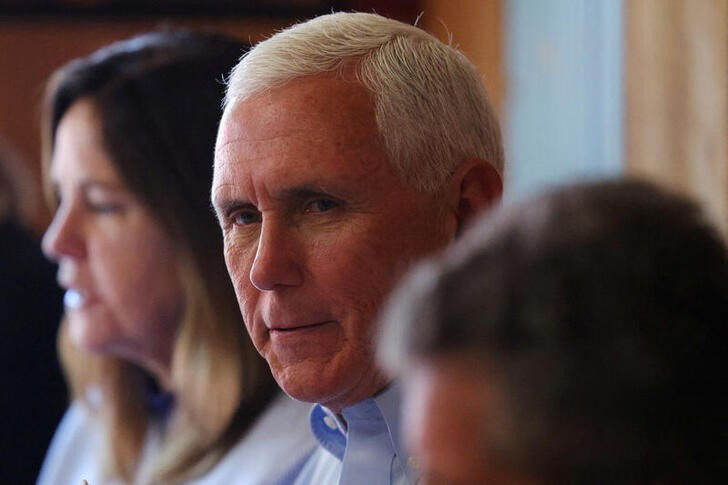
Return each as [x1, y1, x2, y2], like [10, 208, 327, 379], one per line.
[37, 30, 314, 484]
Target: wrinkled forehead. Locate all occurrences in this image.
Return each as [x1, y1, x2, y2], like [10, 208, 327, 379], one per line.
[211, 76, 405, 212]
[216, 75, 380, 154]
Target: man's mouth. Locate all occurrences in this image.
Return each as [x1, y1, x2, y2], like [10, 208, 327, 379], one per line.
[269, 320, 334, 333]
[264, 318, 342, 363]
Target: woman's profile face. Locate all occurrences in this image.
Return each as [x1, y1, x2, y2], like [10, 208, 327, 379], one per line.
[42, 98, 183, 378]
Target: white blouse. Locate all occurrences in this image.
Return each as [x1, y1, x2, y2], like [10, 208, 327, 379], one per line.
[37, 392, 316, 485]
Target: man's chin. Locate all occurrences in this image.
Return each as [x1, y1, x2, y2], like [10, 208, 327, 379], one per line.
[269, 360, 347, 408]
[273, 369, 335, 405]
[271, 361, 390, 412]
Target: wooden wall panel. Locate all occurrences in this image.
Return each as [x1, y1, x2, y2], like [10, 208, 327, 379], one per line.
[626, 0, 728, 237]
[421, 0, 504, 116]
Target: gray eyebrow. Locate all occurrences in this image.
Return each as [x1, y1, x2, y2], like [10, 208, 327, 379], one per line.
[211, 183, 335, 218]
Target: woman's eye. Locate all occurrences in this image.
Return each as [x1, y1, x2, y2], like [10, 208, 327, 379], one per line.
[86, 200, 124, 214]
[84, 187, 126, 215]
[306, 198, 340, 213]
[232, 210, 261, 225]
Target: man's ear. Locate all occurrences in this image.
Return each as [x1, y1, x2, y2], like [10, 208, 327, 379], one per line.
[449, 159, 502, 236]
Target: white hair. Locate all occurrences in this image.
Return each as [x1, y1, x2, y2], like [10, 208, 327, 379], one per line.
[224, 12, 503, 192]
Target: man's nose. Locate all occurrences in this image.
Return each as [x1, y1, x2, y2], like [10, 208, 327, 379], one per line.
[249, 220, 304, 291]
[42, 203, 84, 262]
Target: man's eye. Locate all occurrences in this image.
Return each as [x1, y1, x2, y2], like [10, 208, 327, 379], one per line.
[232, 210, 261, 225]
[306, 198, 340, 213]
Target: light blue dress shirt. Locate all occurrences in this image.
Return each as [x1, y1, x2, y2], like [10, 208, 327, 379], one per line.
[286, 383, 418, 485]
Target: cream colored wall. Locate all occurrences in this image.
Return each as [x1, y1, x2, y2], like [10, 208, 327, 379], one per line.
[421, 0, 728, 239]
[626, 0, 728, 237]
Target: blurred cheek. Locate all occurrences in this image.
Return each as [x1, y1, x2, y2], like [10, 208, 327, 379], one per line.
[403, 366, 441, 472]
[84, 228, 180, 345]
[404, 362, 494, 484]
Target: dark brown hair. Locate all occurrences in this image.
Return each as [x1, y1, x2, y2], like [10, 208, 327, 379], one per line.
[43, 30, 276, 483]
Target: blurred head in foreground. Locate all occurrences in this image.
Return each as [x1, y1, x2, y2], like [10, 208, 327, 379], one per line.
[379, 179, 728, 484]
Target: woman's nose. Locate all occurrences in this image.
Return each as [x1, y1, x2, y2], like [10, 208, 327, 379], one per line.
[42, 203, 84, 262]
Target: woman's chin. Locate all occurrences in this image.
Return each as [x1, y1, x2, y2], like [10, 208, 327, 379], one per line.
[67, 313, 116, 355]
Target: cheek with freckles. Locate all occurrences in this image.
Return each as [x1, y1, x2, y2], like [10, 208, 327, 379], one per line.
[223, 237, 257, 321]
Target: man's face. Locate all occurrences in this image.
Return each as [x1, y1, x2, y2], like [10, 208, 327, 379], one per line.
[212, 76, 455, 411]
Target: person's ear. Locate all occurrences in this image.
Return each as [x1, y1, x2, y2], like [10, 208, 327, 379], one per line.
[449, 159, 502, 236]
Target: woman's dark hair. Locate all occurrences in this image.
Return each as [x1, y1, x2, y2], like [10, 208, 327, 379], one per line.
[43, 30, 277, 483]
[47, 30, 239, 259]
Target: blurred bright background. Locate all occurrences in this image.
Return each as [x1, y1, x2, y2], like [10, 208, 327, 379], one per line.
[1, 0, 725, 237]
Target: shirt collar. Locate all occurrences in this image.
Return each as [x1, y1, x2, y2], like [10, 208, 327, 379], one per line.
[308, 382, 417, 480]
[310, 403, 347, 460]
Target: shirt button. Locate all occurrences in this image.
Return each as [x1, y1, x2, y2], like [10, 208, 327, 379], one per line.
[407, 456, 419, 470]
[323, 415, 338, 430]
